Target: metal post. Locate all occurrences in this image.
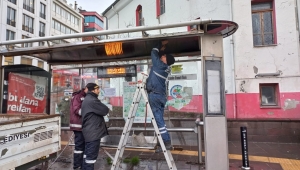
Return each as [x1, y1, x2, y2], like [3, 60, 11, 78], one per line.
[201, 35, 229, 170]
[195, 118, 203, 164]
[240, 127, 250, 170]
[0, 19, 212, 46]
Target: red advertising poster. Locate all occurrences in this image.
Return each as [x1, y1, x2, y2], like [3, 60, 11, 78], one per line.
[7, 73, 47, 114]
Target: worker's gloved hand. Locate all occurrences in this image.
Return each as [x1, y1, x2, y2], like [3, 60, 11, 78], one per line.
[154, 40, 169, 51]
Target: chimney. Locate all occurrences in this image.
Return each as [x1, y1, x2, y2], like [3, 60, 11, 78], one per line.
[74, 1, 77, 10]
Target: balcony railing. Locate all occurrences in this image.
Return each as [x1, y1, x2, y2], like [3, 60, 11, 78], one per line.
[7, 19, 16, 27]
[23, 4, 34, 13]
[40, 13, 46, 19]
[39, 31, 45, 37]
[22, 25, 34, 34]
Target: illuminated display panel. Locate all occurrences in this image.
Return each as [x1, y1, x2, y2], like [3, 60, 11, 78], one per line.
[97, 65, 136, 78]
[107, 67, 126, 74]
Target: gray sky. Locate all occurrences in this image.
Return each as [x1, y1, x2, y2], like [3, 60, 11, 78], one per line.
[74, 0, 116, 15]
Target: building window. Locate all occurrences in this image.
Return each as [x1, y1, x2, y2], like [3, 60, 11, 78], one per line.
[22, 35, 33, 47]
[23, 0, 35, 13]
[40, 3, 46, 19]
[38, 61, 44, 68]
[136, 5, 143, 26]
[39, 42, 45, 46]
[21, 57, 32, 65]
[23, 14, 34, 33]
[52, 20, 77, 35]
[84, 16, 104, 28]
[156, 0, 165, 16]
[259, 83, 279, 107]
[4, 57, 14, 65]
[6, 30, 15, 40]
[7, 7, 16, 27]
[252, 1, 276, 46]
[39, 22, 45, 37]
[8, 0, 17, 5]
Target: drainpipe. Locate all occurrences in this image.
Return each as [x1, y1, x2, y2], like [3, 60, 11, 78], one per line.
[103, 16, 108, 30]
[295, 0, 300, 74]
[157, 17, 162, 34]
[112, 6, 119, 29]
[111, 6, 120, 38]
[296, 0, 300, 39]
[230, 0, 237, 119]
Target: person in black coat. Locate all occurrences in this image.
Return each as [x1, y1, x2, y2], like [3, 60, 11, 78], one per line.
[81, 83, 109, 170]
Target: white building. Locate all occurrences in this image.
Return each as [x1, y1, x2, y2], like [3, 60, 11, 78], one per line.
[0, 0, 83, 70]
[0, 0, 52, 69]
[103, 0, 300, 119]
[51, 0, 83, 44]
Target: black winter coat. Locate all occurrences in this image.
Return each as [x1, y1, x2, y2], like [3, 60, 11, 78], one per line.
[81, 92, 109, 142]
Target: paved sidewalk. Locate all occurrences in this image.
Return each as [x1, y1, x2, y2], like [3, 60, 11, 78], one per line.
[36, 141, 300, 170]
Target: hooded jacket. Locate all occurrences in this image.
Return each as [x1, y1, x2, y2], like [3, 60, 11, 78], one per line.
[146, 47, 171, 95]
[81, 91, 109, 142]
[69, 89, 86, 131]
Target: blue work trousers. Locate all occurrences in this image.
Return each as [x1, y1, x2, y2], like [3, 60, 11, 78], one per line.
[148, 93, 171, 142]
[73, 131, 85, 169]
[82, 139, 100, 170]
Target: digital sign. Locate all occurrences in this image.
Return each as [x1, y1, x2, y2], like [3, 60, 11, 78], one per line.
[107, 67, 126, 74]
[97, 65, 136, 78]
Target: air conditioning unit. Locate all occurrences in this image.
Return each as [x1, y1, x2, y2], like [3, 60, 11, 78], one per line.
[84, 23, 89, 26]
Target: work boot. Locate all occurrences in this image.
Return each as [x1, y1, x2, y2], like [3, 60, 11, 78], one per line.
[155, 141, 173, 153]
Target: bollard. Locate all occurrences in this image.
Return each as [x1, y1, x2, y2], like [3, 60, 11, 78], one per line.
[195, 118, 203, 164]
[240, 127, 250, 170]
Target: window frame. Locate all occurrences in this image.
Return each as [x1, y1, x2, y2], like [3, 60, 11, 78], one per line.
[156, 0, 165, 17]
[6, 30, 15, 41]
[259, 83, 280, 108]
[22, 35, 33, 47]
[39, 22, 45, 37]
[8, 0, 17, 5]
[40, 2, 46, 19]
[136, 5, 143, 26]
[7, 7, 16, 27]
[22, 14, 34, 34]
[23, 0, 35, 13]
[251, 0, 277, 46]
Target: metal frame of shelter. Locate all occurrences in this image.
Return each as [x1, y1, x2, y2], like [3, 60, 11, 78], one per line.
[0, 19, 238, 170]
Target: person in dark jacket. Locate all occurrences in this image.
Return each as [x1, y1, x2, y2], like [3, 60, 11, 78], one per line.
[81, 83, 109, 170]
[146, 40, 175, 153]
[70, 85, 88, 170]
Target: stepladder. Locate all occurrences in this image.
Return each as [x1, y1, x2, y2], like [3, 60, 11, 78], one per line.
[111, 73, 177, 170]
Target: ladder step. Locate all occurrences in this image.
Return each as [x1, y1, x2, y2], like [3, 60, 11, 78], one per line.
[111, 78, 177, 170]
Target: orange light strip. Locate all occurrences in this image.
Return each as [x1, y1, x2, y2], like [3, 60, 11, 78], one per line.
[107, 67, 126, 74]
[105, 42, 123, 56]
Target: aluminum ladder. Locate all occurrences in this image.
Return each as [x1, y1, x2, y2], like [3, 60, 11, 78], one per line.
[111, 73, 177, 170]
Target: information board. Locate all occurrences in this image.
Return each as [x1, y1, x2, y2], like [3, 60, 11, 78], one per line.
[123, 82, 151, 123]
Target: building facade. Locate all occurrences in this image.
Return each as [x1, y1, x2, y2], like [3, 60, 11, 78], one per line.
[0, 0, 52, 69]
[0, 0, 83, 70]
[79, 10, 104, 41]
[51, 0, 83, 44]
[103, 0, 300, 119]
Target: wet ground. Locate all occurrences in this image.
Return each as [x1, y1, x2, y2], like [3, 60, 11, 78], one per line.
[30, 140, 300, 170]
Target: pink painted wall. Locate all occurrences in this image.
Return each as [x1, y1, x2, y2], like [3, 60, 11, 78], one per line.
[236, 92, 300, 119]
[108, 93, 300, 119]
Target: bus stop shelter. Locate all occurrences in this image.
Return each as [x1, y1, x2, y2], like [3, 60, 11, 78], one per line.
[0, 19, 238, 170]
